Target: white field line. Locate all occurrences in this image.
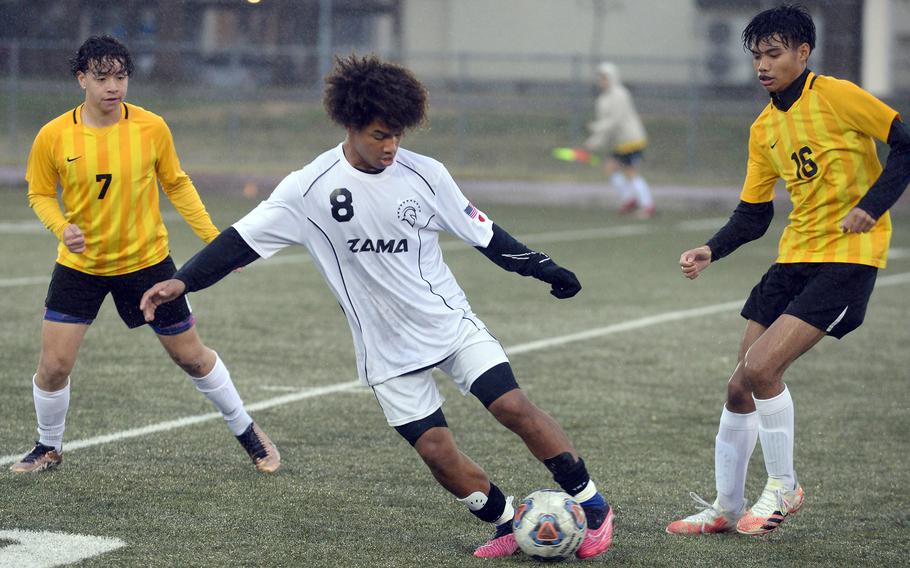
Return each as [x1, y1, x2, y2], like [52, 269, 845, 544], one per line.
[877, 271, 910, 286]
[676, 218, 732, 231]
[0, 382, 361, 465]
[0, 213, 182, 235]
[0, 219, 718, 284]
[506, 270, 910, 357]
[3, 270, 909, 465]
[258, 384, 371, 393]
[258, 385, 310, 392]
[0, 221, 46, 234]
[0, 530, 125, 568]
[506, 301, 745, 355]
[0, 276, 50, 288]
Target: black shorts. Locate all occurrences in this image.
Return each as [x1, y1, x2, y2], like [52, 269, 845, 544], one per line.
[612, 150, 643, 167]
[44, 257, 194, 335]
[741, 263, 877, 339]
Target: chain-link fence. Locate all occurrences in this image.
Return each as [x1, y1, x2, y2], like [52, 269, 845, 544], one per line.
[2, 39, 906, 187]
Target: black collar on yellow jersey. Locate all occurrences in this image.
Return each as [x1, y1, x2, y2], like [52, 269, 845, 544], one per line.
[770, 68, 815, 112]
[71, 102, 129, 124]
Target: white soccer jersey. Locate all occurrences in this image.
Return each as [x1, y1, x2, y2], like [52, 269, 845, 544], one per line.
[233, 143, 496, 385]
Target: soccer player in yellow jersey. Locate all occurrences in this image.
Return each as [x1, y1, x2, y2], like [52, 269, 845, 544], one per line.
[667, 5, 910, 536]
[10, 36, 280, 475]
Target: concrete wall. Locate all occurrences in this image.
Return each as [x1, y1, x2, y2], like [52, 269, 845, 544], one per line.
[400, 0, 910, 94]
[892, 0, 910, 92]
[400, 0, 699, 84]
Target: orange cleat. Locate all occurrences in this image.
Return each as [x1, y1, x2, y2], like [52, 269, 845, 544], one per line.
[736, 480, 804, 536]
[666, 493, 741, 535]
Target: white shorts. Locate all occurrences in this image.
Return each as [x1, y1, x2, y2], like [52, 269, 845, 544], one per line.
[372, 325, 509, 427]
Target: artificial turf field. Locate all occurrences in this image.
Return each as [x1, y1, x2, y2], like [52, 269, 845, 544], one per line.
[0, 188, 907, 567]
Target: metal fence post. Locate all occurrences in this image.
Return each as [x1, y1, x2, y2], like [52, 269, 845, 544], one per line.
[455, 52, 468, 167]
[318, 0, 334, 83]
[8, 39, 20, 170]
[569, 54, 584, 145]
[686, 57, 699, 173]
[229, 44, 241, 163]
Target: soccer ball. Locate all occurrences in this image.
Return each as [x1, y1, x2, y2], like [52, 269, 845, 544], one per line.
[512, 489, 587, 561]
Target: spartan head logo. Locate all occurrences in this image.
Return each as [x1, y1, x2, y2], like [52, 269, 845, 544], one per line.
[397, 199, 421, 227]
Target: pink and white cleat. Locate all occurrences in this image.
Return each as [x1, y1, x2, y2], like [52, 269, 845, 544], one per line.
[575, 505, 614, 559]
[473, 524, 519, 558]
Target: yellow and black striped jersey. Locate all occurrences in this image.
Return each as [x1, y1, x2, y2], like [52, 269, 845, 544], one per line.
[26, 102, 219, 276]
[741, 72, 899, 268]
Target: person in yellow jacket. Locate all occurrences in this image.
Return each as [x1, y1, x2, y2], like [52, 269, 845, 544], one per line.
[584, 62, 655, 218]
[10, 35, 280, 475]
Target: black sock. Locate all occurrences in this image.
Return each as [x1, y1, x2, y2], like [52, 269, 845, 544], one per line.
[470, 482, 507, 524]
[544, 452, 590, 496]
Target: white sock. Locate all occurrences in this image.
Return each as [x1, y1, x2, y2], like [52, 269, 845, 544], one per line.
[630, 175, 653, 208]
[495, 496, 515, 526]
[574, 480, 598, 503]
[754, 386, 796, 490]
[192, 354, 252, 436]
[715, 405, 758, 513]
[34, 374, 70, 452]
[610, 171, 635, 203]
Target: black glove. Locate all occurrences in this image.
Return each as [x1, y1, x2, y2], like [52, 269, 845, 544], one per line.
[537, 263, 582, 299]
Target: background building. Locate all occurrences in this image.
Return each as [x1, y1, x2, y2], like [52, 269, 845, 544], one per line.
[2, 0, 907, 90]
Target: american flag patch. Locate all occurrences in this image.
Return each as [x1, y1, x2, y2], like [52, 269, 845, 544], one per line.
[463, 203, 486, 222]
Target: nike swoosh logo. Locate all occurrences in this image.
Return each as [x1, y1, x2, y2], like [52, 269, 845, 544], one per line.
[66, 156, 82, 162]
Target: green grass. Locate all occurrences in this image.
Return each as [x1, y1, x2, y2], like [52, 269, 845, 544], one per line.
[0, 187, 908, 566]
[1, 81, 754, 185]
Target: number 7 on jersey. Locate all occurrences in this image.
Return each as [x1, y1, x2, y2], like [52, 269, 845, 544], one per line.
[96, 173, 112, 199]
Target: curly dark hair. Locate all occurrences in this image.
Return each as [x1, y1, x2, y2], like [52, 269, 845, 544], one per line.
[323, 54, 427, 131]
[70, 35, 134, 77]
[742, 4, 815, 53]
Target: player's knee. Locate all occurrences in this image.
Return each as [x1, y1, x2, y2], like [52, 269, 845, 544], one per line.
[413, 428, 457, 471]
[165, 349, 200, 375]
[726, 377, 753, 408]
[740, 357, 777, 390]
[37, 355, 75, 388]
[163, 339, 211, 377]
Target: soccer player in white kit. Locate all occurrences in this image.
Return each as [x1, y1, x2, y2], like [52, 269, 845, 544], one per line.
[140, 54, 614, 560]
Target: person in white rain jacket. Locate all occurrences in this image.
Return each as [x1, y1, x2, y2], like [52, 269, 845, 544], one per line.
[584, 62, 655, 218]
